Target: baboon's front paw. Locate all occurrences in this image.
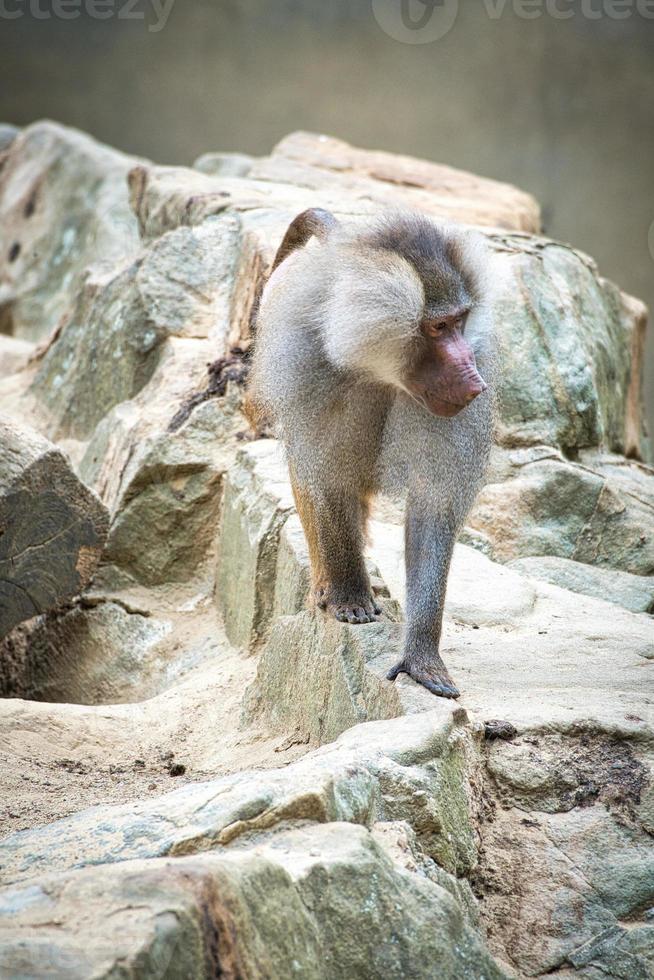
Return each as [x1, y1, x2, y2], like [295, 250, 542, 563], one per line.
[320, 595, 380, 624]
[386, 657, 460, 699]
[331, 601, 381, 625]
[315, 585, 381, 624]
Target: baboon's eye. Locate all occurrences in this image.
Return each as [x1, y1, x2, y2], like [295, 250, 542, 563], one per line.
[423, 319, 446, 337]
[422, 309, 468, 338]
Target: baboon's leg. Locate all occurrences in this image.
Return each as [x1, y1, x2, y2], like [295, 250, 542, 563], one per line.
[290, 474, 327, 592]
[290, 473, 380, 625]
[387, 497, 460, 698]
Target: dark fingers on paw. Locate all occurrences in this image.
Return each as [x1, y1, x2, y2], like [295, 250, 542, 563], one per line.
[418, 674, 460, 699]
[424, 680, 460, 699]
[386, 661, 405, 682]
[331, 604, 378, 624]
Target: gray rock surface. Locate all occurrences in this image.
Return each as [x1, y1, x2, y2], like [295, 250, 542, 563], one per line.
[492, 237, 648, 460]
[251, 130, 541, 233]
[1, 601, 171, 703]
[0, 124, 19, 152]
[509, 554, 654, 613]
[194, 150, 255, 177]
[0, 822, 505, 980]
[215, 440, 296, 649]
[0, 709, 478, 884]
[32, 214, 242, 440]
[466, 445, 654, 576]
[0, 415, 108, 640]
[0, 120, 142, 343]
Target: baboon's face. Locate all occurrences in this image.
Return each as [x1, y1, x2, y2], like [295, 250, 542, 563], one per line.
[406, 306, 486, 417]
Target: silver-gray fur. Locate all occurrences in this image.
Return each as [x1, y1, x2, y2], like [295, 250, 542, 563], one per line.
[248, 210, 498, 698]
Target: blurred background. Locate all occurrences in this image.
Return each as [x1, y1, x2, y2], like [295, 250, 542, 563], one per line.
[2, 0, 653, 431]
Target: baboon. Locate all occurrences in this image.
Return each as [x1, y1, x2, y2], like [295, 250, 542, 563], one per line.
[248, 209, 496, 698]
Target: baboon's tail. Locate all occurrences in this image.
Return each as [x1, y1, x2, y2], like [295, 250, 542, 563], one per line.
[271, 208, 339, 272]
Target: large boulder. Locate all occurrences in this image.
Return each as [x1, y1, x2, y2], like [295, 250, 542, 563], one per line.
[215, 439, 297, 649]
[31, 212, 242, 441]
[492, 236, 648, 460]
[0, 601, 171, 704]
[0, 416, 108, 639]
[250, 131, 541, 233]
[0, 121, 142, 343]
[245, 612, 415, 743]
[130, 129, 540, 243]
[466, 446, 654, 576]
[0, 822, 505, 980]
[78, 363, 245, 592]
[0, 709, 475, 884]
[476, 728, 654, 976]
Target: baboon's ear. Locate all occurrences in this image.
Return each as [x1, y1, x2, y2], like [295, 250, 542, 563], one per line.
[272, 208, 339, 271]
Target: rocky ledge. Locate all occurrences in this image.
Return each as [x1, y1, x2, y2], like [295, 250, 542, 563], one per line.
[0, 122, 652, 979]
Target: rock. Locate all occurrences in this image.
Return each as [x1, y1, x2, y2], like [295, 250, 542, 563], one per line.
[251, 131, 541, 233]
[0, 336, 33, 376]
[491, 237, 649, 461]
[245, 611, 426, 744]
[465, 446, 654, 576]
[193, 150, 255, 177]
[0, 415, 108, 638]
[509, 555, 654, 614]
[0, 602, 171, 704]
[215, 440, 296, 649]
[0, 124, 19, 152]
[0, 822, 506, 980]
[0, 709, 476, 884]
[31, 213, 242, 440]
[0, 121, 142, 343]
[371, 819, 483, 928]
[131, 130, 540, 248]
[271, 512, 312, 619]
[365, 498, 654, 722]
[369, 516, 538, 628]
[92, 395, 243, 589]
[476, 730, 654, 975]
[0, 611, 312, 835]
